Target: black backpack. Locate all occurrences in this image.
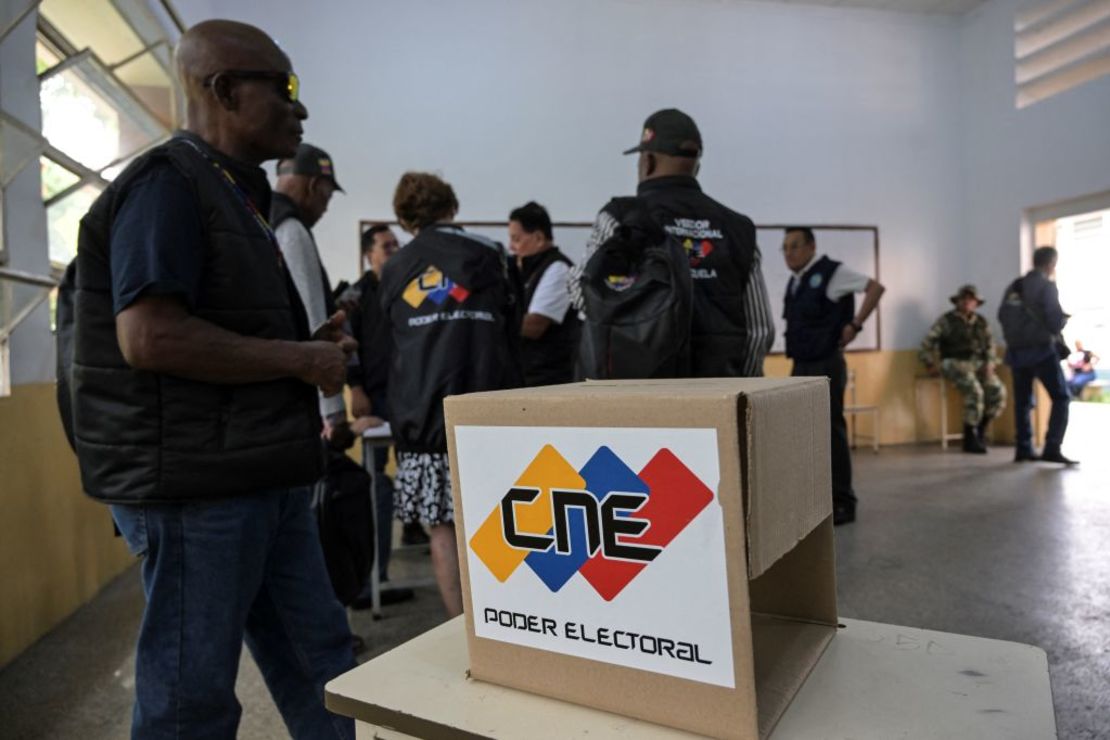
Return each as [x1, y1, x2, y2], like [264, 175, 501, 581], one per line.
[577, 197, 692, 379]
[998, 276, 1055, 352]
[56, 259, 77, 452]
[313, 449, 375, 606]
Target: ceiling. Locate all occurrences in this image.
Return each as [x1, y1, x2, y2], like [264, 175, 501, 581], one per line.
[750, 0, 990, 15]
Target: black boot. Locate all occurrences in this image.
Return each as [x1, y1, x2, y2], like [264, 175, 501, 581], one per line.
[976, 418, 989, 446]
[963, 424, 987, 454]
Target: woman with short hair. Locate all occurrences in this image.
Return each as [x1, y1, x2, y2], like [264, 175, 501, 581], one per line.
[379, 172, 520, 616]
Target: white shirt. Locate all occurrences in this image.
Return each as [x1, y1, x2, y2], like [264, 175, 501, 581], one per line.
[274, 218, 346, 419]
[791, 253, 870, 301]
[527, 259, 571, 323]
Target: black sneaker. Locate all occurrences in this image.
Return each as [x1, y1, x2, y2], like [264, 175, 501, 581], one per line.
[833, 504, 856, 526]
[350, 585, 416, 610]
[380, 587, 415, 605]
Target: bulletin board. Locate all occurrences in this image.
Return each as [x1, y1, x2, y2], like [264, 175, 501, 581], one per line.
[358, 220, 880, 352]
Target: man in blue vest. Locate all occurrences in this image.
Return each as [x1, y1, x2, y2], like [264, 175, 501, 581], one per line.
[782, 227, 885, 525]
[68, 20, 356, 738]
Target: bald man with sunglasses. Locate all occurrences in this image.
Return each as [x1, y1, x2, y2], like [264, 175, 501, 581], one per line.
[66, 20, 356, 739]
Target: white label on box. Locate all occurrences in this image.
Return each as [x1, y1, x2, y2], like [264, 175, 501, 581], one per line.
[455, 426, 734, 688]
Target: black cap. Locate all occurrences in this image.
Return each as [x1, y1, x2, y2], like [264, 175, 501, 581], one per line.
[276, 143, 344, 192]
[622, 108, 702, 158]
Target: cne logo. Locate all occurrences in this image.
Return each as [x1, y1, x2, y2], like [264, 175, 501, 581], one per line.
[469, 445, 714, 601]
[682, 237, 715, 267]
[403, 265, 471, 309]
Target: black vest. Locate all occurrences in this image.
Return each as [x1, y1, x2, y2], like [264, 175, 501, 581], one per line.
[783, 256, 855, 362]
[270, 192, 338, 318]
[636, 176, 757, 377]
[380, 225, 520, 453]
[519, 247, 580, 386]
[70, 134, 324, 503]
[350, 270, 391, 404]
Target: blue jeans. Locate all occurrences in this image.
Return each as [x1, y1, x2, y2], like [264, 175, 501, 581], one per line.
[1012, 357, 1070, 454]
[111, 488, 355, 740]
[1068, 370, 1096, 397]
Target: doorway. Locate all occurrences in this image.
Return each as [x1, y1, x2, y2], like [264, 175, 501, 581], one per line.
[1032, 206, 1109, 405]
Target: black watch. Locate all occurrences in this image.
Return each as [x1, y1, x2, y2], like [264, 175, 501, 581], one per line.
[850, 320, 863, 332]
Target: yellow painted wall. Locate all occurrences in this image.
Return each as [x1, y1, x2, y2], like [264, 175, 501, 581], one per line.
[0, 383, 134, 668]
[763, 350, 1043, 447]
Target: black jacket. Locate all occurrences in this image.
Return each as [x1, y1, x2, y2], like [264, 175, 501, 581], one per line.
[348, 270, 392, 407]
[68, 133, 323, 503]
[379, 224, 520, 452]
[636, 176, 760, 376]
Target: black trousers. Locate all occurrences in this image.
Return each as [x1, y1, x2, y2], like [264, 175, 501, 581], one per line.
[792, 353, 856, 510]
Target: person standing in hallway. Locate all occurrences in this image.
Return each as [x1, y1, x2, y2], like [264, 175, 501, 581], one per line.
[272, 142, 348, 433]
[380, 172, 520, 617]
[919, 284, 1007, 454]
[65, 20, 356, 739]
[507, 201, 580, 386]
[781, 227, 885, 525]
[571, 108, 775, 377]
[346, 224, 418, 605]
[1000, 246, 1077, 465]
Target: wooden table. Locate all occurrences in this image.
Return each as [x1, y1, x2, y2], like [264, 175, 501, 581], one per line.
[326, 616, 1056, 739]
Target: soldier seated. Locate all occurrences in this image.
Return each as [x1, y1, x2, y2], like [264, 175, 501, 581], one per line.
[920, 285, 1007, 454]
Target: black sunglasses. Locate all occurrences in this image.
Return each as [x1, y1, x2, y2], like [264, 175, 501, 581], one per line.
[203, 70, 300, 102]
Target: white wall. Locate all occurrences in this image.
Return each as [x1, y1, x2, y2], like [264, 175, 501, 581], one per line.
[177, 0, 966, 350]
[959, 0, 1110, 312]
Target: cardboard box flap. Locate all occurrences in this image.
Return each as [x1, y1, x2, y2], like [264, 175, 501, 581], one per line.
[750, 614, 836, 738]
[449, 377, 805, 403]
[743, 379, 832, 579]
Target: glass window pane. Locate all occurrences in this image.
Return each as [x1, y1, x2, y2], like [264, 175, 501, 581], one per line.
[36, 40, 62, 74]
[114, 52, 175, 128]
[40, 0, 144, 66]
[47, 185, 102, 266]
[41, 156, 81, 200]
[40, 55, 167, 172]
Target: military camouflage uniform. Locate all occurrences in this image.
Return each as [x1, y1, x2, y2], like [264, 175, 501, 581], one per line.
[920, 310, 1007, 425]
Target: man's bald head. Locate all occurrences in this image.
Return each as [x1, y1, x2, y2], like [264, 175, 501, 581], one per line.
[174, 19, 307, 165]
[175, 20, 288, 95]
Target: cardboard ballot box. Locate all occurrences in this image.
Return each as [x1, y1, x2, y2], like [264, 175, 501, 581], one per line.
[445, 378, 838, 740]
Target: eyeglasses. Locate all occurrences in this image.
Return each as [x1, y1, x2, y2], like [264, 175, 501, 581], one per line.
[203, 70, 300, 103]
